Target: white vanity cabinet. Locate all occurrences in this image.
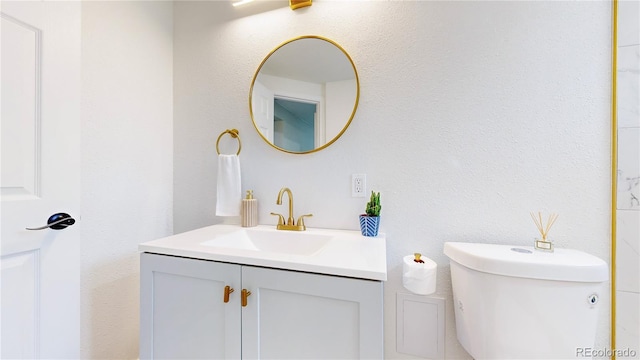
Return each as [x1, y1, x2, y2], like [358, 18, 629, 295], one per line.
[140, 253, 242, 359]
[140, 252, 384, 359]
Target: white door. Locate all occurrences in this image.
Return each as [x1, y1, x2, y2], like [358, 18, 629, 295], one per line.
[1, 1, 81, 358]
[251, 80, 274, 143]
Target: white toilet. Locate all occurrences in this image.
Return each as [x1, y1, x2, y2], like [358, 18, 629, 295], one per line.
[444, 242, 608, 360]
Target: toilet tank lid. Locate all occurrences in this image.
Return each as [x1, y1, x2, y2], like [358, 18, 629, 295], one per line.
[443, 242, 608, 282]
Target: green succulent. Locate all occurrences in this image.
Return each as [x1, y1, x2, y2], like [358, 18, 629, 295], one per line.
[365, 191, 381, 217]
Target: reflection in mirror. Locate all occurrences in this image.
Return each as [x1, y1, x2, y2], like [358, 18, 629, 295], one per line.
[274, 98, 317, 152]
[250, 36, 359, 154]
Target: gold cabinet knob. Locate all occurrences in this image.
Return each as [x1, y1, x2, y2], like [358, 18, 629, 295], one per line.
[223, 285, 234, 303]
[241, 289, 252, 307]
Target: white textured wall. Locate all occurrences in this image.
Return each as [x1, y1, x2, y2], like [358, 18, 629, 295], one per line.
[173, 1, 612, 358]
[81, 2, 173, 358]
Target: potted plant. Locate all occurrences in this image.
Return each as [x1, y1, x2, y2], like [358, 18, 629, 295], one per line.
[359, 191, 381, 237]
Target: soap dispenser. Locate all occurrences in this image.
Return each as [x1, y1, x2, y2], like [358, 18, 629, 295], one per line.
[241, 190, 258, 227]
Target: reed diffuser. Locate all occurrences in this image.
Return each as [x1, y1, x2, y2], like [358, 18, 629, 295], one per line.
[530, 212, 559, 252]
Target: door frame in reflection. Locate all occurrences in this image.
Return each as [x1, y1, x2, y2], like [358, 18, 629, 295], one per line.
[273, 95, 323, 153]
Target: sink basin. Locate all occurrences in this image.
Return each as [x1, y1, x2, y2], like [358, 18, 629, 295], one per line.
[138, 224, 387, 280]
[201, 228, 331, 256]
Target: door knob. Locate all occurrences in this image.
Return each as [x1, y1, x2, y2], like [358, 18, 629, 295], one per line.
[26, 212, 76, 230]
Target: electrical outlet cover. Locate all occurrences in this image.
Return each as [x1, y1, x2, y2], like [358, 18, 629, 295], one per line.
[352, 174, 366, 197]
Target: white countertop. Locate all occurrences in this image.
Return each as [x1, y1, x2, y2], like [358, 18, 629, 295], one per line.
[138, 224, 387, 281]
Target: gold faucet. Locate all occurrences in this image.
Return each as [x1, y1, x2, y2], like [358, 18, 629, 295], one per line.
[270, 187, 312, 231]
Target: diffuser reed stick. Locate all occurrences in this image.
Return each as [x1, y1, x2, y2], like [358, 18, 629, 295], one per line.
[530, 212, 559, 241]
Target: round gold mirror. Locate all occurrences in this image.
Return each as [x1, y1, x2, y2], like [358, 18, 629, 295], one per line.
[249, 36, 359, 154]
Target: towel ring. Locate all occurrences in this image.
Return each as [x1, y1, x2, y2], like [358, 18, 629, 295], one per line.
[216, 129, 241, 155]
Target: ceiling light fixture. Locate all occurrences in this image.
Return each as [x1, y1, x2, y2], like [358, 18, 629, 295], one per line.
[232, 0, 255, 7]
[289, 0, 311, 10]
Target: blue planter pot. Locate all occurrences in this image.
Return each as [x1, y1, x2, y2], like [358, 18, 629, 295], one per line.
[359, 215, 380, 237]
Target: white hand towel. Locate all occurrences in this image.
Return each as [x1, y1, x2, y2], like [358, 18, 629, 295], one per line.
[216, 154, 241, 216]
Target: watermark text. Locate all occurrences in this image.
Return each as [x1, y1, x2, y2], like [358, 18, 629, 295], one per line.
[576, 347, 637, 358]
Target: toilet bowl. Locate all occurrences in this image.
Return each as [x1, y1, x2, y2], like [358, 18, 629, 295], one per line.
[444, 242, 608, 360]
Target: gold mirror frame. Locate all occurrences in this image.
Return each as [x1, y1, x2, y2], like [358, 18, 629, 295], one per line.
[249, 35, 360, 154]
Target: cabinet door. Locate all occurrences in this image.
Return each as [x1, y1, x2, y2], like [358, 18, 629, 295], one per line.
[241, 266, 383, 359]
[140, 253, 241, 359]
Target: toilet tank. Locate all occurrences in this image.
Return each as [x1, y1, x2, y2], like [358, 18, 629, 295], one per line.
[444, 242, 608, 360]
